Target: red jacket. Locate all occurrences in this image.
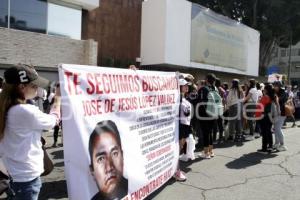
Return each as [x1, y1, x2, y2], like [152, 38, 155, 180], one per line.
[255, 95, 271, 118]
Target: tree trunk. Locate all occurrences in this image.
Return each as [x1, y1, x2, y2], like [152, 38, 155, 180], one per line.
[259, 39, 276, 75]
[252, 0, 258, 28]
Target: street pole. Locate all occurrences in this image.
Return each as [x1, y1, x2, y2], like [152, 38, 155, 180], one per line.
[287, 31, 292, 85]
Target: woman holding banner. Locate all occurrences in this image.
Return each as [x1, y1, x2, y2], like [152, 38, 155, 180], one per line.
[174, 78, 192, 181]
[0, 65, 61, 200]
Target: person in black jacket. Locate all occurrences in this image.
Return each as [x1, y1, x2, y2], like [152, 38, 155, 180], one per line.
[196, 73, 217, 159]
[273, 81, 288, 151]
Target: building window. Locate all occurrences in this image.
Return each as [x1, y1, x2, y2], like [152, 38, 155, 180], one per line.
[292, 49, 298, 57]
[294, 63, 300, 72]
[10, 0, 47, 33]
[274, 48, 278, 57]
[281, 49, 286, 57]
[47, 3, 82, 39]
[0, 0, 8, 28]
[298, 49, 300, 56]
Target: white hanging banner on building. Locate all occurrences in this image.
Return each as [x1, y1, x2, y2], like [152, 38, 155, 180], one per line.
[191, 4, 259, 72]
[59, 64, 180, 200]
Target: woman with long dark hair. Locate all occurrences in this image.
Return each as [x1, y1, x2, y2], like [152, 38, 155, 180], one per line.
[256, 84, 278, 154]
[0, 65, 61, 200]
[226, 79, 244, 142]
[243, 79, 258, 139]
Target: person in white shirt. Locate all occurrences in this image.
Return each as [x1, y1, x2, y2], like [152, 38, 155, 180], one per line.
[173, 79, 191, 182]
[286, 85, 294, 99]
[256, 82, 263, 101]
[0, 65, 61, 200]
[254, 82, 264, 137]
[244, 79, 258, 138]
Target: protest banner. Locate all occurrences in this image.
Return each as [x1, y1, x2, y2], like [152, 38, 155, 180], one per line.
[268, 74, 283, 83]
[58, 64, 180, 200]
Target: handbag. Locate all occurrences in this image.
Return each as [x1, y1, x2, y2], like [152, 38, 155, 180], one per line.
[41, 137, 54, 176]
[285, 100, 295, 117]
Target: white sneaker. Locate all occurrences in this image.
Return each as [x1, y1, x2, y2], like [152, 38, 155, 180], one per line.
[277, 145, 287, 152]
[273, 143, 280, 150]
[199, 153, 211, 159]
[179, 154, 189, 162]
[173, 170, 187, 182]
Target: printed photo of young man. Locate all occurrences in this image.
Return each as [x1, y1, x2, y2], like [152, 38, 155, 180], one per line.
[89, 120, 128, 200]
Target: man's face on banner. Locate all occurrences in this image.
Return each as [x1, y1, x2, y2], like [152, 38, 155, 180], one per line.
[91, 132, 124, 195]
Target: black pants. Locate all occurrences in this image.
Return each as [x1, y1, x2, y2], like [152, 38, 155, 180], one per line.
[255, 120, 261, 134]
[213, 116, 224, 141]
[53, 125, 60, 143]
[195, 120, 203, 148]
[200, 119, 215, 147]
[260, 119, 273, 151]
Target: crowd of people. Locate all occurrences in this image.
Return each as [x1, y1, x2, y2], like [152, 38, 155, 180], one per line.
[174, 73, 299, 181]
[0, 65, 300, 197]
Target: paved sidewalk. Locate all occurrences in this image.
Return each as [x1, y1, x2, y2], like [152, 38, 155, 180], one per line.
[149, 124, 300, 200]
[16, 123, 300, 200]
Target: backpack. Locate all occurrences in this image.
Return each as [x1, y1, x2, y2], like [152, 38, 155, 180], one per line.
[206, 86, 224, 118]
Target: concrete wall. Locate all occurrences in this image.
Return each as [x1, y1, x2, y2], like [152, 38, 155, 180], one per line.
[0, 27, 98, 68]
[140, 0, 167, 65]
[82, 0, 142, 67]
[56, 0, 99, 10]
[141, 0, 260, 77]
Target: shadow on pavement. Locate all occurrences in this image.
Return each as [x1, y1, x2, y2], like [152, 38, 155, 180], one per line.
[51, 150, 64, 160]
[39, 180, 68, 200]
[145, 178, 177, 200]
[54, 161, 65, 167]
[214, 141, 236, 149]
[226, 152, 277, 169]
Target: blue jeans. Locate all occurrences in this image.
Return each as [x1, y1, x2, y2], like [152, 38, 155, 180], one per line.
[274, 116, 286, 145]
[9, 177, 41, 200]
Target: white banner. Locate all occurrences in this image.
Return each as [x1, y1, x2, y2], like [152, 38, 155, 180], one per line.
[268, 74, 283, 83]
[59, 64, 180, 200]
[191, 4, 259, 72]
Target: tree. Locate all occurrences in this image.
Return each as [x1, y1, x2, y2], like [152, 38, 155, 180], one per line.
[189, 0, 300, 75]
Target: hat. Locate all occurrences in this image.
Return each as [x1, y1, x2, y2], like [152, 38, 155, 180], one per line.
[232, 78, 240, 83]
[179, 79, 189, 86]
[4, 65, 49, 88]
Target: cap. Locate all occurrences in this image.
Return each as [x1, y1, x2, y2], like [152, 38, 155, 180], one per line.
[179, 79, 189, 86]
[4, 65, 49, 88]
[232, 78, 240, 83]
